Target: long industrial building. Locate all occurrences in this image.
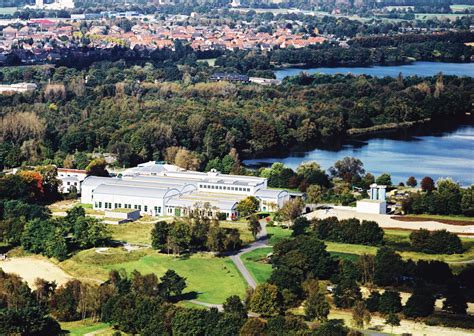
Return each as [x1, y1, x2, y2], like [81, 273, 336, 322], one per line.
[81, 161, 290, 220]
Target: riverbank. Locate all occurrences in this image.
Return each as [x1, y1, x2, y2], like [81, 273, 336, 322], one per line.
[274, 61, 474, 80]
[347, 118, 431, 136]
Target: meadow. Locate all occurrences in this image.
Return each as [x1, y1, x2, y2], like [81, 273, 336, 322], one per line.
[59, 248, 247, 304]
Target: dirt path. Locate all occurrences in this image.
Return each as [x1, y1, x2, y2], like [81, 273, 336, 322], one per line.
[0, 257, 73, 288]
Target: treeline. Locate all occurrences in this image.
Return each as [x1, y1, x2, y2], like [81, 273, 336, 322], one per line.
[267, 229, 474, 325]
[216, 32, 474, 71]
[0, 202, 110, 260]
[1, 64, 472, 170]
[151, 217, 242, 254]
[312, 217, 385, 246]
[349, 30, 474, 48]
[402, 178, 473, 216]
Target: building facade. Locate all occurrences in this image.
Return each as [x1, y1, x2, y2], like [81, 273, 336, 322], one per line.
[81, 162, 290, 220]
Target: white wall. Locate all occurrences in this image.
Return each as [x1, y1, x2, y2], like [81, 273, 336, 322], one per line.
[356, 200, 386, 214]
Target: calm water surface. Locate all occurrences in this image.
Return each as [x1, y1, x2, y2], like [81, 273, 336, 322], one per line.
[244, 125, 474, 186]
[274, 61, 474, 80]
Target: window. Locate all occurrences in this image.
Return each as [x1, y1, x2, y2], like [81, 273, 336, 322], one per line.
[98, 202, 102, 208]
[144, 205, 148, 212]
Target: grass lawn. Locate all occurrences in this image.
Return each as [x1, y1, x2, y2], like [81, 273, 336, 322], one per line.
[197, 58, 216, 66]
[329, 251, 360, 262]
[60, 249, 247, 304]
[60, 319, 112, 336]
[241, 247, 273, 284]
[322, 230, 474, 263]
[267, 226, 292, 245]
[108, 222, 154, 245]
[220, 221, 254, 244]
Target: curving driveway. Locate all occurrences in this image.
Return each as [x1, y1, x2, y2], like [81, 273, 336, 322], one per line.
[229, 219, 270, 289]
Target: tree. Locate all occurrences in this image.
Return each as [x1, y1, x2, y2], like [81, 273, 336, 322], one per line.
[236, 196, 260, 218]
[442, 282, 467, 315]
[329, 157, 365, 182]
[151, 221, 171, 251]
[206, 225, 226, 252]
[249, 284, 281, 316]
[420, 176, 435, 192]
[351, 300, 371, 329]
[384, 312, 400, 333]
[378, 291, 402, 314]
[86, 158, 109, 177]
[403, 286, 435, 318]
[374, 247, 403, 286]
[406, 176, 417, 187]
[279, 198, 304, 225]
[365, 291, 381, 312]
[173, 147, 201, 170]
[50, 280, 82, 321]
[333, 261, 362, 308]
[247, 215, 262, 239]
[375, 173, 392, 186]
[159, 270, 186, 300]
[291, 216, 309, 237]
[240, 318, 267, 336]
[314, 319, 349, 336]
[306, 184, 324, 204]
[169, 220, 191, 255]
[223, 295, 247, 319]
[304, 285, 330, 322]
[72, 216, 110, 249]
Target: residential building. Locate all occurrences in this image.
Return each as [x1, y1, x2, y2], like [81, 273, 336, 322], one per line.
[57, 168, 87, 193]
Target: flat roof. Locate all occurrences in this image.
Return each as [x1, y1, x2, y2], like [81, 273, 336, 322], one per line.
[93, 184, 179, 199]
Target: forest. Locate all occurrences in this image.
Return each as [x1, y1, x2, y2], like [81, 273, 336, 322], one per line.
[0, 60, 472, 171]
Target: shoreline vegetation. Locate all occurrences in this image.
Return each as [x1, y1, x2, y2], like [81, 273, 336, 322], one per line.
[347, 118, 432, 136]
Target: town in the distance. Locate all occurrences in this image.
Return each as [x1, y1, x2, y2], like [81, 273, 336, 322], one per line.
[0, 0, 473, 335]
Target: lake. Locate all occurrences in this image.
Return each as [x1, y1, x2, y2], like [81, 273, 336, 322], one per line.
[274, 62, 474, 80]
[243, 124, 474, 186]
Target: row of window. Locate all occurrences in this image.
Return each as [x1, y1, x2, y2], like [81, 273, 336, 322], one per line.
[94, 202, 161, 214]
[199, 184, 250, 192]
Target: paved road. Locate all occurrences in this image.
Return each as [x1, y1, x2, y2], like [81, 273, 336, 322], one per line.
[190, 300, 223, 311]
[229, 219, 270, 289]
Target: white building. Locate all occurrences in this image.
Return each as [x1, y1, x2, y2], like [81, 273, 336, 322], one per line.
[57, 168, 87, 193]
[81, 161, 290, 220]
[356, 183, 387, 214]
[0, 83, 37, 94]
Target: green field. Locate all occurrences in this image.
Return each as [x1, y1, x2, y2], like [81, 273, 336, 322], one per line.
[60, 249, 247, 304]
[241, 247, 273, 284]
[267, 226, 292, 245]
[266, 226, 474, 263]
[220, 221, 255, 244]
[241, 247, 360, 285]
[60, 319, 112, 336]
[108, 222, 154, 245]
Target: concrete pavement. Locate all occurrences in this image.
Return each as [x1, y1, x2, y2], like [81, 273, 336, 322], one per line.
[230, 219, 270, 289]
